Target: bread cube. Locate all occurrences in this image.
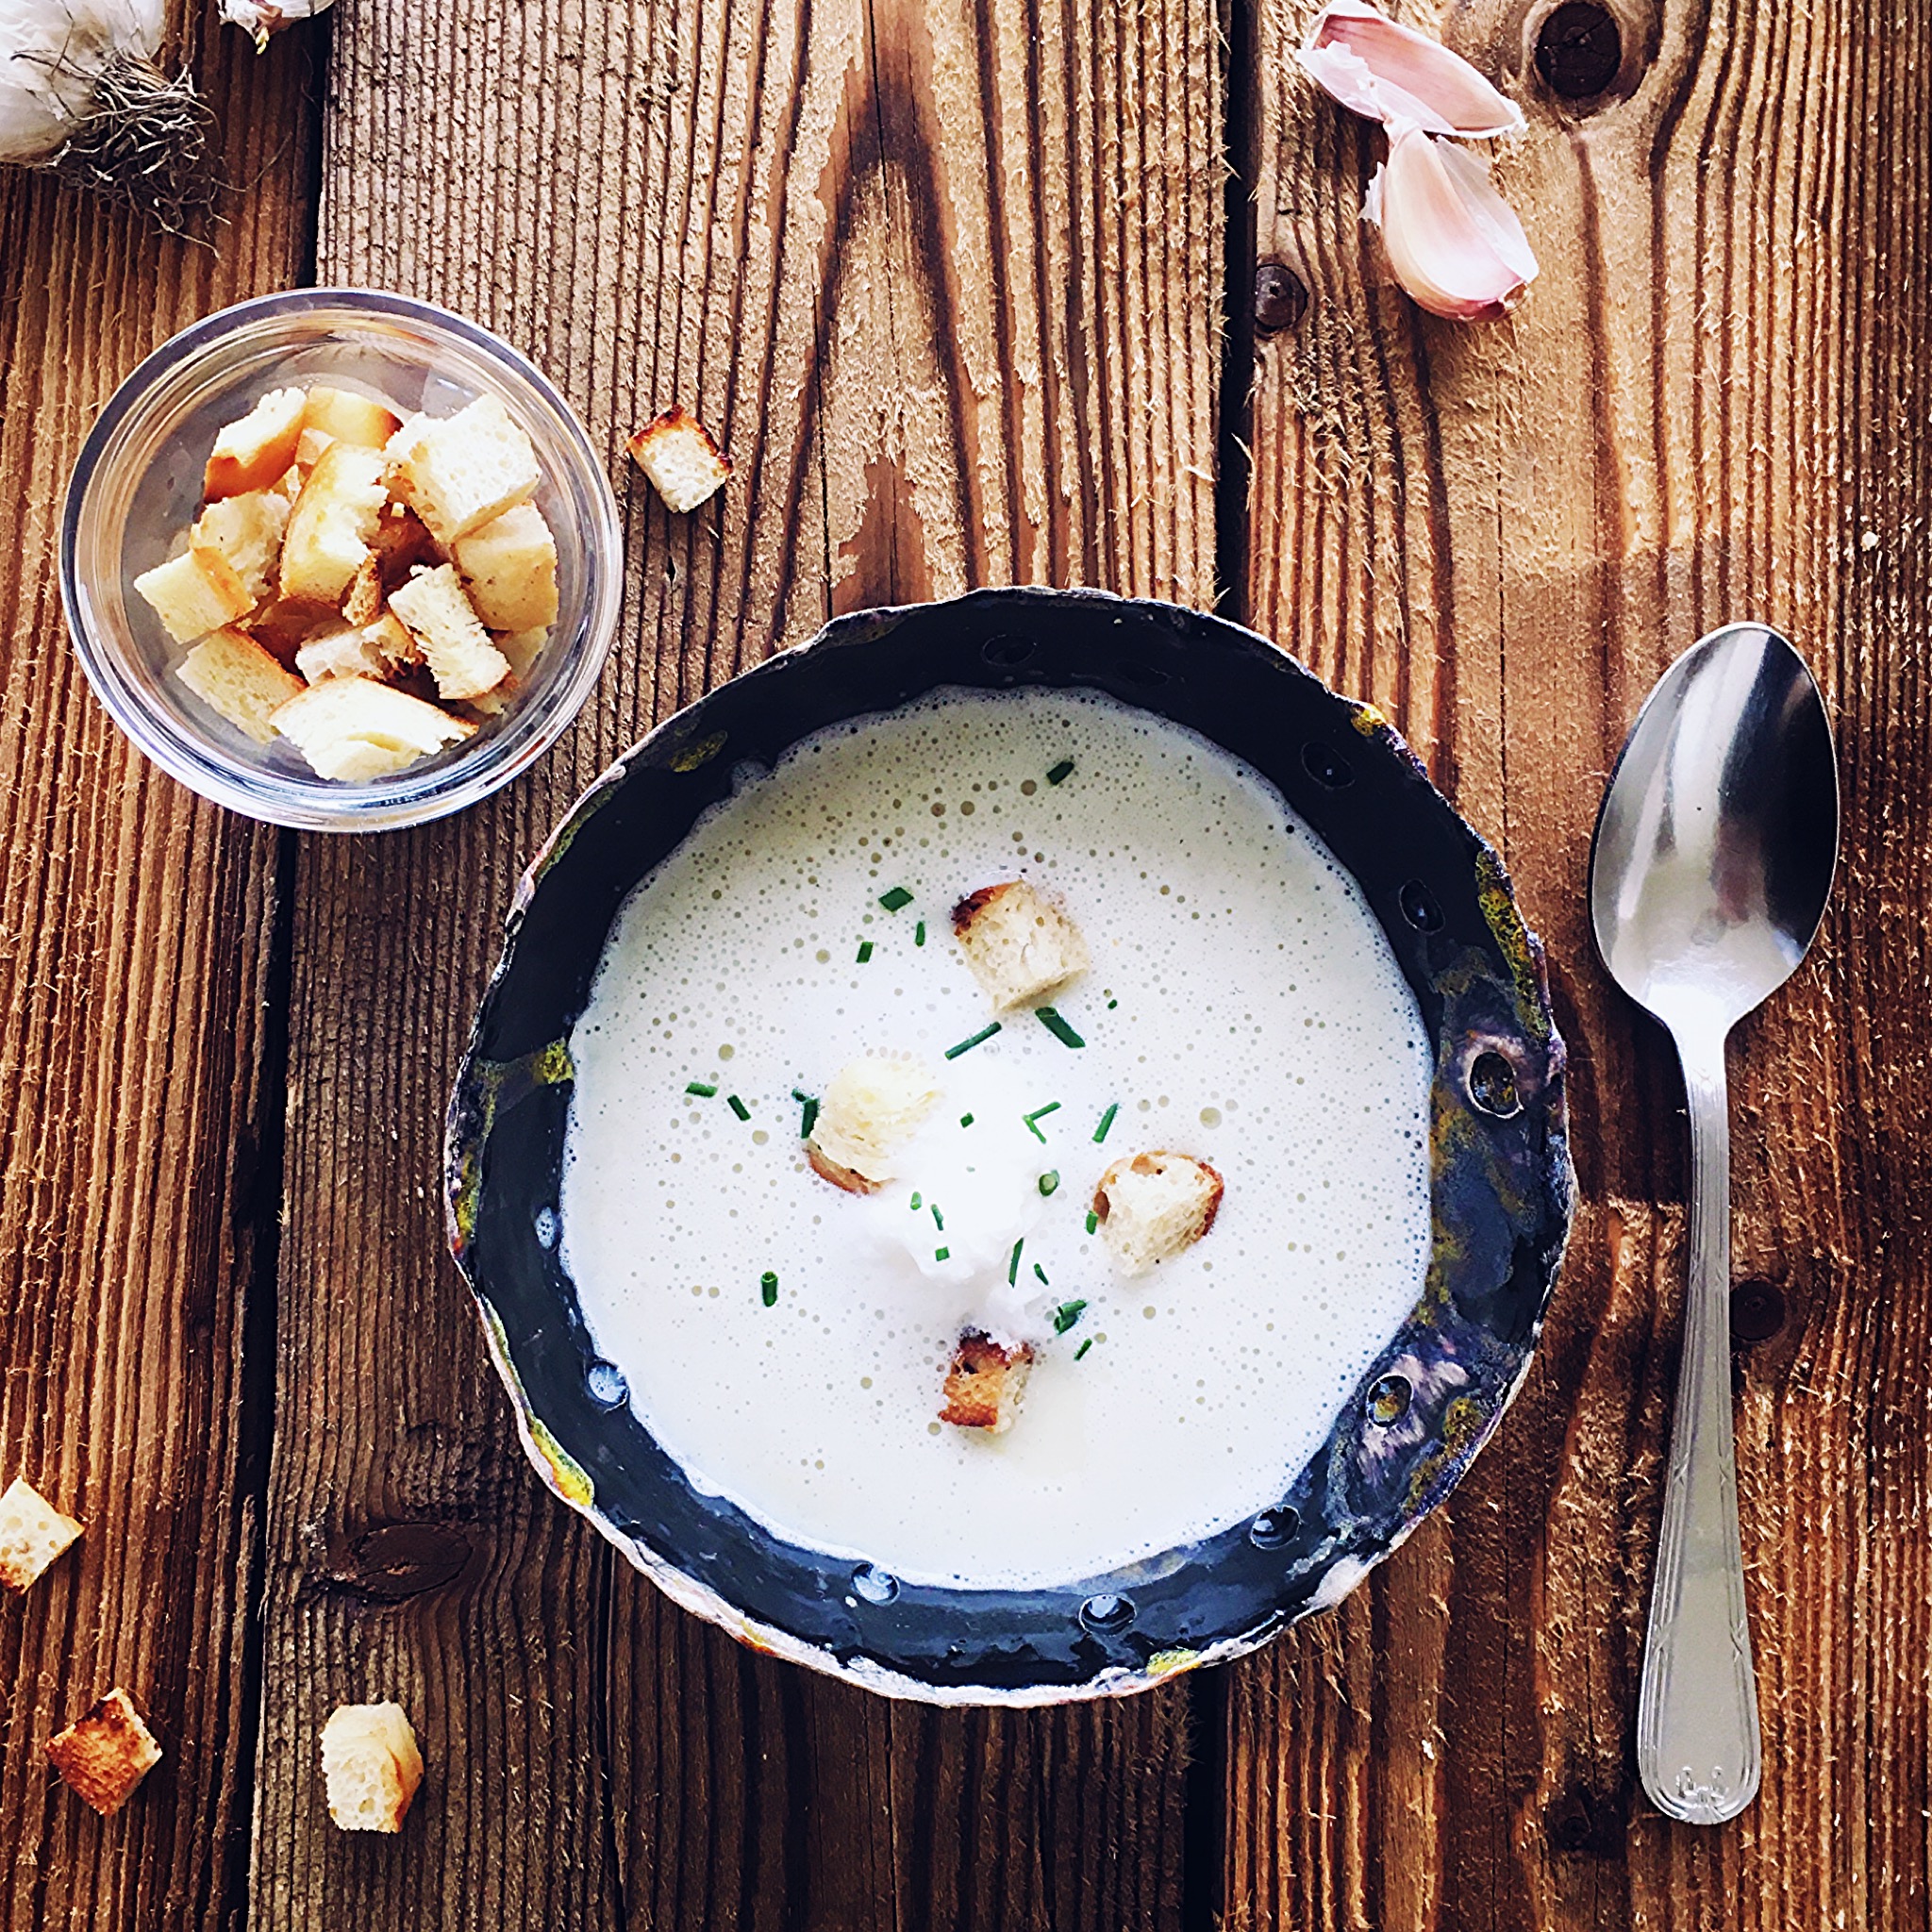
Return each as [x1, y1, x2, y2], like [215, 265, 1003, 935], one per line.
[273, 675, 473, 782]
[295, 626, 393, 686]
[388, 563, 510, 701]
[367, 503, 441, 590]
[321, 1701, 425, 1834]
[48, 1689, 161, 1816]
[807, 1054, 942, 1193]
[303, 385, 402, 449]
[383, 393, 539, 545]
[362, 609, 422, 668]
[191, 489, 291, 602]
[239, 594, 342, 669]
[204, 385, 307, 500]
[0, 1478, 81, 1593]
[280, 441, 389, 603]
[453, 502, 558, 632]
[1092, 1152, 1224, 1276]
[497, 626, 549, 679]
[133, 547, 254, 644]
[952, 880, 1090, 1012]
[175, 627, 308, 743]
[341, 555, 384, 625]
[626, 407, 731, 514]
[294, 425, 335, 472]
[941, 1330, 1033, 1433]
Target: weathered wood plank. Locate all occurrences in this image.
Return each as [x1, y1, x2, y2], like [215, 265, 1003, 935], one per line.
[253, 1, 1218, 1924]
[0, 14, 317, 1930]
[1226, 0, 1931, 1926]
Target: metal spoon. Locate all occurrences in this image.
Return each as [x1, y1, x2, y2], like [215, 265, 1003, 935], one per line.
[1589, 623, 1839, 1825]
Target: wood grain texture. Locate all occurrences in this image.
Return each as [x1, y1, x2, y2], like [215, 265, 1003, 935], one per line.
[1227, 0, 1932, 1925]
[252, 1, 1218, 1924]
[0, 14, 318, 1931]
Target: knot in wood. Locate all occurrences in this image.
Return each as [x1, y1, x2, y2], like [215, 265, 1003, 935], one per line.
[333, 1523, 473, 1602]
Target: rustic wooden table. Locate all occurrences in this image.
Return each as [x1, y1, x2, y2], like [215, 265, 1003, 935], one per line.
[2, 0, 1926, 1924]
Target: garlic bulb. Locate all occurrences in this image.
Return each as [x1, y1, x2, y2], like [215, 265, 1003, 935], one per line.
[1299, 0, 1525, 141]
[219, 0, 336, 53]
[0, 0, 216, 228]
[1363, 125, 1537, 322]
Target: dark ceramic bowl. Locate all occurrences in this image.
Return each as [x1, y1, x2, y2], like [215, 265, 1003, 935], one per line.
[445, 589, 1574, 1703]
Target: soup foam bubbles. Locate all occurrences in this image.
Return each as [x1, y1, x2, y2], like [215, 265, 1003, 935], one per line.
[561, 687, 1433, 1590]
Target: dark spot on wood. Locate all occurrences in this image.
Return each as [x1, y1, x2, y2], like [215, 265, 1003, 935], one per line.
[1546, 1780, 1625, 1857]
[1253, 261, 1307, 333]
[1536, 2, 1624, 101]
[1731, 1279, 1787, 1344]
[329, 1524, 474, 1602]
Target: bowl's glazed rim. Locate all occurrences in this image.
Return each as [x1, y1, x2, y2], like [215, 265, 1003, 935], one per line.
[445, 587, 1575, 1703]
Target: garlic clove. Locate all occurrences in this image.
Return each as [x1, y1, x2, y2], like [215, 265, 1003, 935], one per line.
[1362, 125, 1538, 322]
[1299, 0, 1526, 141]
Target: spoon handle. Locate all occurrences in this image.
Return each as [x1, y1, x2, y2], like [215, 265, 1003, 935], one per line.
[1638, 1023, 1760, 1824]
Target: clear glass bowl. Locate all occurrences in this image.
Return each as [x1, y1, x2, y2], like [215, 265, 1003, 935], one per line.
[61, 290, 623, 832]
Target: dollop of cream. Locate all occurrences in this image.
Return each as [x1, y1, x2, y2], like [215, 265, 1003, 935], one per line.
[858, 1054, 1056, 1344]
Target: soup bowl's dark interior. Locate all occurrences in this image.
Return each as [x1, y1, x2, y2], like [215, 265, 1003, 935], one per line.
[446, 589, 1574, 1704]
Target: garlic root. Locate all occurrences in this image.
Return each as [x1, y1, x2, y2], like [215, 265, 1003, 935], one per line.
[0, 3, 218, 232]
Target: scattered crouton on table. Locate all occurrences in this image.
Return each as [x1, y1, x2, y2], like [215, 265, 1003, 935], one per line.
[0, 1477, 81, 1593]
[47, 1689, 161, 1816]
[627, 407, 731, 514]
[322, 1701, 425, 1834]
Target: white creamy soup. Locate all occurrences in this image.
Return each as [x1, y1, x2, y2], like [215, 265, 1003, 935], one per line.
[561, 687, 1434, 1590]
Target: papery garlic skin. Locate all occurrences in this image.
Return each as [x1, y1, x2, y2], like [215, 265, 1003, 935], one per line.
[1363, 124, 1537, 322]
[0, 0, 163, 163]
[1299, 0, 1526, 142]
[219, 0, 336, 53]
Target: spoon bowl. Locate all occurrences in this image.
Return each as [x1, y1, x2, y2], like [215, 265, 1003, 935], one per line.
[1590, 622, 1837, 1825]
[1592, 625, 1839, 1034]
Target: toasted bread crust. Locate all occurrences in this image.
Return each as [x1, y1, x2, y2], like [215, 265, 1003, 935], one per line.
[941, 1330, 1034, 1432]
[626, 407, 732, 513]
[47, 1689, 161, 1815]
[807, 1143, 881, 1195]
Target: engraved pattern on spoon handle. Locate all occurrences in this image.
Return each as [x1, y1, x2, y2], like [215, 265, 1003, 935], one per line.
[1637, 1022, 1760, 1825]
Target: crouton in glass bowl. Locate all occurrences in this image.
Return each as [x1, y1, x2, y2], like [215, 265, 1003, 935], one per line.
[61, 290, 622, 831]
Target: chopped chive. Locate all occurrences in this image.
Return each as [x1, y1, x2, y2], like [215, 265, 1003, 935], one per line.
[931, 1203, 945, 1232]
[1074, 1337, 1094, 1361]
[1093, 1102, 1119, 1142]
[1047, 758, 1074, 786]
[1008, 1239, 1024, 1286]
[959, 1112, 974, 1128]
[1107, 999, 1119, 1010]
[1052, 1298, 1087, 1334]
[1038, 1170, 1060, 1197]
[798, 1096, 820, 1138]
[857, 940, 874, 963]
[1034, 1263, 1051, 1287]
[1035, 1007, 1085, 1049]
[1086, 1211, 1099, 1234]
[726, 1094, 751, 1121]
[908, 1191, 923, 1211]
[945, 1021, 1002, 1059]
[791, 1088, 811, 1101]
[935, 1246, 951, 1262]
[879, 886, 914, 912]
[1023, 1101, 1062, 1141]
[914, 920, 926, 947]
[686, 1079, 719, 1097]
[760, 1271, 778, 1307]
